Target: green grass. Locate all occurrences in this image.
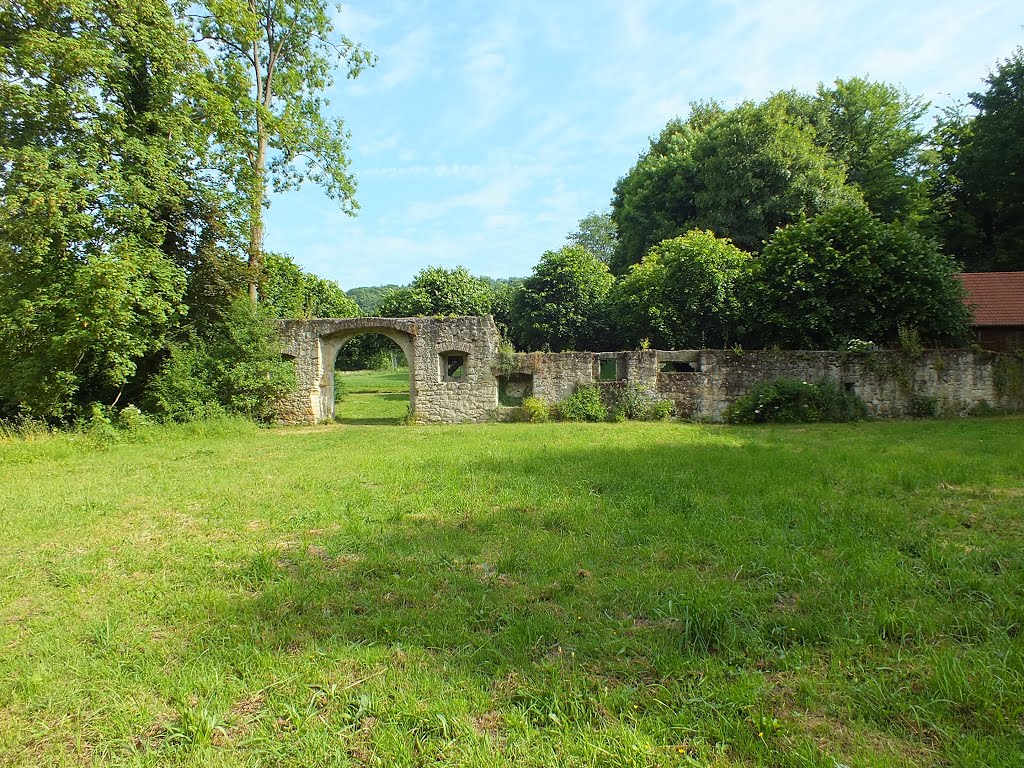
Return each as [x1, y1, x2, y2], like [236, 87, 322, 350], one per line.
[1, 417, 1023, 766]
[334, 369, 410, 425]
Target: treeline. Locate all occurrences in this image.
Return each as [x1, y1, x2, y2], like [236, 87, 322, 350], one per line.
[368, 56, 1022, 355]
[0, 0, 370, 422]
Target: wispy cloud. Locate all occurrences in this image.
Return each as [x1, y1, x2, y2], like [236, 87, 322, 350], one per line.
[269, 0, 1024, 288]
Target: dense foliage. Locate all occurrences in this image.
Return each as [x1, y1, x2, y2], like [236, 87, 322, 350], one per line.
[609, 230, 749, 349]
[0, 1, 205, 417]
[186, 0, 374, 301]
[378, 266, 494, 317]
[510, 246, 614, 351]
[723, 378, 868, 423]
[567, 211, 617, 264]
[147, 297, 295, 422]
[0, 0, 366, 421]
[610, 81, 937, 273]
[929, 47, 1024, 271]
[261, 253, 359, 319]
[742, 205, 971, 348]
[346, 284, 402, 315]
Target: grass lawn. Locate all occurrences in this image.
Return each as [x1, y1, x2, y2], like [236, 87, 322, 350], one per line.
[1, 416, 1023, 766]
[334, 369, 410, 425]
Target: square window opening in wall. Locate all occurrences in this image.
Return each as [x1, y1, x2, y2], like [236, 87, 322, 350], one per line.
[599, 358, 619, 381]
[660, 361, 697, 373]
[443, 352, 466, 380]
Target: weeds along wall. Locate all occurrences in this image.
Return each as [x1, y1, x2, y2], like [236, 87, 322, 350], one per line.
[276, 316, 1021, 423]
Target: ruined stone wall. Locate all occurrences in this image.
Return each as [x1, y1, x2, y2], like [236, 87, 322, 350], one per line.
[276, 316, 501, 425]
[519, 348, 1017, 420]
[409, 316, 501, 424]
[278, 315, 1019, 424]
[689, 349, 1011, 420]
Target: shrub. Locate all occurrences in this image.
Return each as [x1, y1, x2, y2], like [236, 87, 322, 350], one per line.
[147, 296, 294, 422]
[605, 384, 648, 421]
[558, 385, 607, 422]
[724, 378, 867, 424]
[908, 393, 940, 418]
[604, 384, 674, 421]
[647, 399, 674, 421]
[521, 396, 550, 423]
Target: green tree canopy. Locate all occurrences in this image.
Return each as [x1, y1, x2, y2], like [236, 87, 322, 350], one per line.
[742, 205, 971, 349]
[567, 211, 617, 264]
[510, 246, 614, 352]
[260, 253, 359, 319]
[609, 230, 751, 349]
[0, 0, 211, 417]
[378, 267, 494, 317]
[929, 47, 1024, 271]
[612, 96, 855, 271]
[612, 82, 932, 273]
[816, 77, 930, 223]
[187, 0, 375, 301]
[346, 285, 402, 315]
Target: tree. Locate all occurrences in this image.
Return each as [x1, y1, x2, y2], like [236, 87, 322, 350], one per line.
[346, 284, 402, 315]
[930, 47, 1024, 271]
[510, 246, 614, 351]
[260, 252, 359, 318]
[147, 295, 295, 421]
[816, 77, 930, 223]
[611, 96, 856, 272]
[609, 230, 750, 349]
[0, 0, 208, 417]
[567, 211, 617, 264]
[188, 0, 375, 302]
[377, 266, 494, 317]
[690, 96, 855, 252]
[742, 205, 971, 349]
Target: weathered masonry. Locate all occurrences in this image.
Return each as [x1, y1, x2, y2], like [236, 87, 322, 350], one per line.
[277, 315, 1023, 424]
[276, 316, 500, 424]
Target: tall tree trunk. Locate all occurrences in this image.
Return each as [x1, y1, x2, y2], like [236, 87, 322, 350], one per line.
[248, 135, 267, 304]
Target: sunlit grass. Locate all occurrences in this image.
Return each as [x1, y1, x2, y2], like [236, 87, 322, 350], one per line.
[335, 368, 410, 424]
[1, 417, 1022, 766]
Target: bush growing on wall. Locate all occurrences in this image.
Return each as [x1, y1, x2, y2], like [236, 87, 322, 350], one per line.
[724, 378, 867, 423]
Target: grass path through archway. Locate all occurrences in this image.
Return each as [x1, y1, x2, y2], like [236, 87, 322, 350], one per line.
[334, 368, 409, 424]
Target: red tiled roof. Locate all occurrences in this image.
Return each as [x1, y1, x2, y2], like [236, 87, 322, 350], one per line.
[959, 272, 1024, 326]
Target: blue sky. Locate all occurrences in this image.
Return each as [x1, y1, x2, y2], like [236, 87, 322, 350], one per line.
[263, 0, 1023, 290]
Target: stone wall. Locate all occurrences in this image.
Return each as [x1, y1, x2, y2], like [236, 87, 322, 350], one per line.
[277, 316, 501, 425]
[520, 348, 1018, 420]
[277, 315, 1020, 424]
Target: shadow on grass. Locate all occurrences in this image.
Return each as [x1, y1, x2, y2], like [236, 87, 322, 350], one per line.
[184, 425, 1024, 760]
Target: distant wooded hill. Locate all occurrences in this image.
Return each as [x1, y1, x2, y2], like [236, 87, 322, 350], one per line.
[347, 277, 523, 316]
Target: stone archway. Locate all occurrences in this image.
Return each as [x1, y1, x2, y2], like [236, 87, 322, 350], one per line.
[318, 324, 417, 422]
[276, 316, 501, 424]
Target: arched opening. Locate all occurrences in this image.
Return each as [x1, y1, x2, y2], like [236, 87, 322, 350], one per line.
[319, 329, 414, 425]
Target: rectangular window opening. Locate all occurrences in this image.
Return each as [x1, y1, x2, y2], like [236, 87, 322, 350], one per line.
[599, 358, 619, 381]
[660, 361, 697, 373]
[446, 354, 466, 379]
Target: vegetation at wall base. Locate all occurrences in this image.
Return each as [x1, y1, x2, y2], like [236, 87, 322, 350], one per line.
[724, 378, 869, 424]
[2, 417, 1024, 766]
[556, 384, 608, 422]
[147, 297, 295, 423]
